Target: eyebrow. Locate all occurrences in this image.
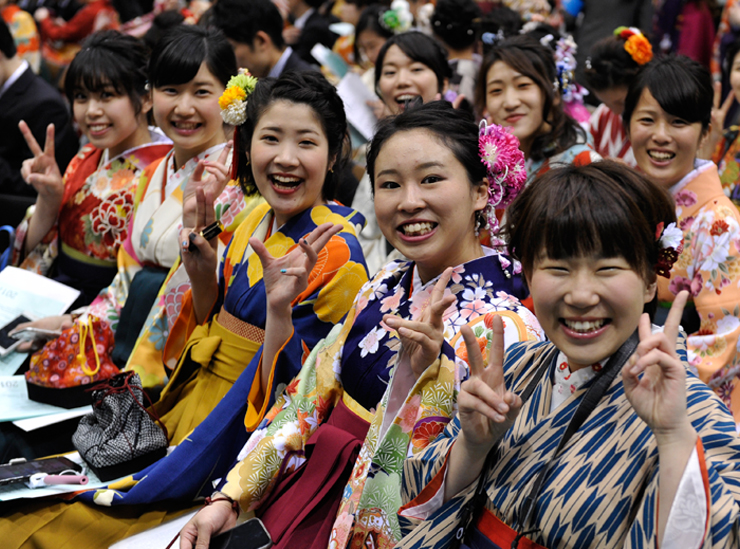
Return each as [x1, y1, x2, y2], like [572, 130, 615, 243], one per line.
[376, 161, 445, 179]
[260, 126, 321, 136]
[193, 80, 216, 87]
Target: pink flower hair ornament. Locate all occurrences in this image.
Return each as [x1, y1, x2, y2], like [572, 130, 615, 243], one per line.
[477, 119, 527, 239]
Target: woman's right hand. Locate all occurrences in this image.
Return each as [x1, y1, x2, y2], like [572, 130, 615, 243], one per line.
[179, 499, 237, 549]
[10, 315, 73, 352]
[250, 222, 343, 313]
[457, 315, 522, 455]
[19, 121, 64, 206]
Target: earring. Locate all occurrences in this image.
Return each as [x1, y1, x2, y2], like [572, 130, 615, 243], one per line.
[474, 210, 485, 237]
[245, 156, 250, 166]
[329, 167, 334, 174]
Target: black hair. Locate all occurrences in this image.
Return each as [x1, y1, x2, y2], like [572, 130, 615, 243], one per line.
[366, 101, 486, 192]
[149, 25, 236, 88]
[305, 0, 326, 9]
[235, 71, 350, 201]
[354, 5, 393, 65]
[431, 0, 481, 51]
[65, 31, 149, 115]
[476, 34, 584, 161]
[622, 55, 713, 132]
[210, 0, 285, 51]
[584, 33, 644, 92]
[143, 10, 186, 52]
[0, 17, 16, 59]
[374, 32, 452, 95]
[479, 6, 522, 56]
[345, 0, 376, 7]
[505, 161, 677, 319]
[724, 37, 740, 83]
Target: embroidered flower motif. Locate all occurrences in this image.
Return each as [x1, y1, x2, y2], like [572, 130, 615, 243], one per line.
[411, 419, 448, 450]
[90, 190, 135, 249]
[710, 219, 730, 236]
[359, 325, 386, 357]
[674, 189, 698, 207]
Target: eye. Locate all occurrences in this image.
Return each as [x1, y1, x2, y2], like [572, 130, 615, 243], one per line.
[672, 118, 688, 127]
[195, 88, 212, 97]
[382, 69, 396, 78]
[73, 91, 87, 101]
[160, 87, 178, 95]
[421, 175, 442, 184]
[377, 180, 399, 189]
[638, 116, 653, 124]
[517, 82, 531, 90]
[488, 87, 502, 96]
[300, 139, 318, 147]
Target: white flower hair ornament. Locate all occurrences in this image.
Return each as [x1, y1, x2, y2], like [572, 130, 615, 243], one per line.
[477, 120, 527, 240]
[219, 68, 258, 179]
[655, 222, 684, 278]
[380, 0, 413, 34]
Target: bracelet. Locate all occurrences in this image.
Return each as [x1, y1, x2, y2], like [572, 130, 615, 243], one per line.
[205, 491, 240, 518]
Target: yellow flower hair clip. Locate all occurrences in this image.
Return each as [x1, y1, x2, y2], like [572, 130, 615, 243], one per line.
[219, 69, 258, 126]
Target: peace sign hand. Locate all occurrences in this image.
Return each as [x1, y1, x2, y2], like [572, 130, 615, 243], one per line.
[251, 222, 343, 313]
[698, 82, 735, 159]
[182, 142, 232, 230]
[457, 315, 522, 453]
[622, 291, 694, 440]
[19, 121, 63, 205]
[383, 267, 457, 378]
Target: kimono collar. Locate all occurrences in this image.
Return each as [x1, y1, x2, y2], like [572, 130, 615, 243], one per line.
[668, 158, 713, 196]
[165, 143, 229, 198]
[551, 352, 605, 412]
[409, 246, 497, 297]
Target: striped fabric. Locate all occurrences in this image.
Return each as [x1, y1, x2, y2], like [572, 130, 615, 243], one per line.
[399, 340, 740, 549]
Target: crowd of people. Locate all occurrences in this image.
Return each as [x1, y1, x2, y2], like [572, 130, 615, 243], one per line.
[0, 0, 739, 548]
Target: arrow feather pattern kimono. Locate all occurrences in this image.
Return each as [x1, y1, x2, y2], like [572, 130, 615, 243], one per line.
[397, 340, 740, 549]
[2, 203, 367, 549]
[219, 252, 543, 549]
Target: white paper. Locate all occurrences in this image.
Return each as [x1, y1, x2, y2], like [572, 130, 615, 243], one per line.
[13, 407, 89, 432]
[0, 376, 89, 422]
[336, 71, 379, 141]
[0, 267, 80, 377]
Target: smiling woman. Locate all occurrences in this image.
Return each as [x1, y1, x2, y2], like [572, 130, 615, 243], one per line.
[625, 55, 740, 425]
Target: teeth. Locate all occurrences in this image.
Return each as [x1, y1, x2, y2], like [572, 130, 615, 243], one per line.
[174, 121, 199, 129]
[396, 94, 418, 103]
[89, 124, 109, 132]
[271, 175, 302, 189]
[564, 319, 605, 333]
[402, 222, 434, 236]
[648, 151, 674, 161]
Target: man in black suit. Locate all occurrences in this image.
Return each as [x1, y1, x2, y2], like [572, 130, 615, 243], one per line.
[0, 17, 77, 200]
[209, 0, 315, 79]
[285, 0, 339, 66]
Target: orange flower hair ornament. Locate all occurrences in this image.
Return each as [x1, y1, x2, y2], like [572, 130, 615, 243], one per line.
[614, 27, 653, 65]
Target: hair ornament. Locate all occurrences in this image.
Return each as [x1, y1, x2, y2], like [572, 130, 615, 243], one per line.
[219, 68, 258, 126]
[478, 120, 527, 239]
[584, 56, 592, 70]
[552, 34, 588, 104]
[481, 28, 505, 46]
[613, 26, 652, 65]
[654, 221, 683, 277]
[380, 0, 413, 35]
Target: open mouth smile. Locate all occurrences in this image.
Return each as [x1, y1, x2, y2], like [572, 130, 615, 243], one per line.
[269, 174, 303, 193]
[398, 221, 437, 239]
[647, 150, 675, 162]
[560, 318, 611, 339]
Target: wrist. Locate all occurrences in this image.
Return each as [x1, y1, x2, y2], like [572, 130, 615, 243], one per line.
[458, 429, 496, 464]
[653, 421, 697, 449]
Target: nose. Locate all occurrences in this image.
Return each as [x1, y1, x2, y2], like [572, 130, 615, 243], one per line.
[174, 93, 196, 116]
[563, 270, 600, 309]
[652, 119, 671, 144]
[502, 85, 521, 109]
[86, 98, 104, 118]
[274, 141, 299, 168]
[398, 182, 425, 212]
[395, 68, 412, 89]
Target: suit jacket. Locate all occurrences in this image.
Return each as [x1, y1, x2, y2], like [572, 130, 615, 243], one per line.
[293, 10, 339, 65]
[281, 48, 316, 74]
[0, 64, 78, 196]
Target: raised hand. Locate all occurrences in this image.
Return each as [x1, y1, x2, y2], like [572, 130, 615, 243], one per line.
[182, 142, 232, 230]
[250, 222, 343, 313]
[698, 82, 735, 160]
[457, 315, 522, 453]
[19, 121, 63, 204]
[383, 268, 456, 378]
[622, 291, 694, 438]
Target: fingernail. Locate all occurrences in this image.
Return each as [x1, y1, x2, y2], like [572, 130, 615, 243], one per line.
[189, 232, 197, 240]
[302, 238, 308, 245]
[182, 240, 189, 249]
[280, 269, 287, 274]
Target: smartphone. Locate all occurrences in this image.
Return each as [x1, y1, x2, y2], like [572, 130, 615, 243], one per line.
[209, 518, 272, 549]
[0, 313, 35, 357]
[11, 327, 62, 341]
[0, 457, 82, 486]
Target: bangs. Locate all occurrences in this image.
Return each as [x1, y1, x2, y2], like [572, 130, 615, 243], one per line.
[149, 39, 205, 87]
[66, 49, 127, 101]
[647, 74, 704, 125]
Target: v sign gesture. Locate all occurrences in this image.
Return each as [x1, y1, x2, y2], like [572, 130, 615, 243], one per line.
[443, 315, 523, 501]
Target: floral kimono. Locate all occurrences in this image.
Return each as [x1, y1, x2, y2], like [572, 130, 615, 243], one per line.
[151, 202, 369, 445]
[525, 141, 601, 185]
[659, 160, 740, 424]
[712, 126, 740, 207]
[12, 136, 172, 305]
[2, 4, 40, 73]
[219, 251, 543, 549]
[398, 340, 740, 549]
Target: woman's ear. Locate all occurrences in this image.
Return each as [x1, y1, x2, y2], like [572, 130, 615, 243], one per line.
[475, 178, 489, 210]
[644, 279, 658, 304]
[140, 90, 153, 116]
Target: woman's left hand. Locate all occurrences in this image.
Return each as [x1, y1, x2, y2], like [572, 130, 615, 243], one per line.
[182, 142, 232, 230]
[383, 267, 456, 378]
[622, 290, 694, 439]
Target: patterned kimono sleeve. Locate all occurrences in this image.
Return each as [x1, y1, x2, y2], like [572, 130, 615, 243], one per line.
[10, 207, 58, 276]
[625, 377, 740, 548]
[681, 202, 740, 382]
[220, 295, 366, 511]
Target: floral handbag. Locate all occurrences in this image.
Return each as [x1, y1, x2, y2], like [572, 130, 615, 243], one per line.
[25, 315, 120, 409]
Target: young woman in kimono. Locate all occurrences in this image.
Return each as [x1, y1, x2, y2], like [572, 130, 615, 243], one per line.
[476, 34, 600, 186]
[177, 101, 543, 549]
[398, 161, 740, 549]
[625, 55, 740, 423]
[150, 69, 369, 445]
[11, 30, 171, 306]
